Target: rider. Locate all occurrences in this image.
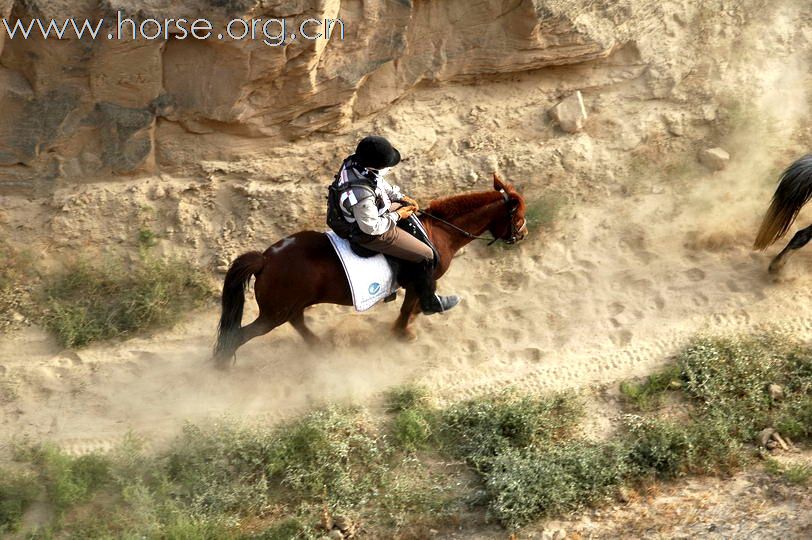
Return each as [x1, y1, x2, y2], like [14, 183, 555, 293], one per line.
[327, 136, 460, 314]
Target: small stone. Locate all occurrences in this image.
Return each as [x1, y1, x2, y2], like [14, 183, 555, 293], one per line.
[758, 427, 775, 447]
[333, 515, 353, 534]
[150, 185, 166, 200]
[772, 431, 789, 451]
[699, 147, 730, 170]
[617, 486, 634, 503]
[327, 530, 344, 540]
[10, 311, 25, 323]
[663, 112, 685, 136]
[549, 91, 588, 133]
[56, 350, 83, 365]
[701, 104, 718, 121]
[767, 383, 784, 400]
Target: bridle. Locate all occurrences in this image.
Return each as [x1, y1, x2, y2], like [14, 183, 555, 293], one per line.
[416, 189, 526, 245]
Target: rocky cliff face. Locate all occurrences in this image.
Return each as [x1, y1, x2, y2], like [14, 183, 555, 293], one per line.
[0, 0, 623, 193]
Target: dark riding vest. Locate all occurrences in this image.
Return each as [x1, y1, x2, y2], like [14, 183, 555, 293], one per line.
[326, 157, 390, 238]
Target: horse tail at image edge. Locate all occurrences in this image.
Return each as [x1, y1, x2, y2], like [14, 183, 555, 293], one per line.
[755, 155, 812, 250]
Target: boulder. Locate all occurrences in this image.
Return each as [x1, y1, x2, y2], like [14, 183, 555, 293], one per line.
[699, 147, 730, 171]
[549, 91, 588, 133]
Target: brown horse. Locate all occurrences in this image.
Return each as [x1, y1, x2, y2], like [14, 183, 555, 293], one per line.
[213, 174, 528, 368]
[754, 155, 812, 272]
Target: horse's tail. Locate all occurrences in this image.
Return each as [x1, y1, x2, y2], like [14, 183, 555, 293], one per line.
[213, 251, 266, 366]
[754, 155, 812, 250]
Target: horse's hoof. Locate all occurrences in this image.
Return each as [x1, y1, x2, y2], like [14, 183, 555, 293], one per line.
[768, 256, 786, 274]
[393, 327, 417, 342]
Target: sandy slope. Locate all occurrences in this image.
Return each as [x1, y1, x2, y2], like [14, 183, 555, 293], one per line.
[0, 0, 811, 457]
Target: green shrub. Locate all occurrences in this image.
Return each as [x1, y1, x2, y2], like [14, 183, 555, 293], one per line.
[441, 391, 582, 472]
[486, 442, 629, 529]
[678, 336, 812, 442]
[138, 228, 159, 249]
[0, 470, 40, 533]
[678, 336, 782, 438]
[764, 459, 812, 486]
[392, 409, 433, 451]
[619, 364, 682, 411]
[686, 415, 745, 475]
[251, 518, 310, 539]
[374, 455, 460, 531]
[42, 257, 212, 347]
[775, 395, 812, 440]
[165, 422, 274, 516]
[160, 514, 238, 540]
[624, 415, 692, 479]
[266, 408, 389, 509]
[384, 384, 430, 413]
[32, 447, 112, 513]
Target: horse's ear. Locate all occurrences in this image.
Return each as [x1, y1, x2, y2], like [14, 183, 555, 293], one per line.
[493, 173, 506, 191]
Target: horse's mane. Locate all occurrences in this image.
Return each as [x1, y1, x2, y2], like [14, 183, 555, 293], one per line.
[427, 185, 524, 219]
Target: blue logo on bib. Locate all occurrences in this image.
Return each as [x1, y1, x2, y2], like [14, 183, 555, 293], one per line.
[368, 282, 381, 295]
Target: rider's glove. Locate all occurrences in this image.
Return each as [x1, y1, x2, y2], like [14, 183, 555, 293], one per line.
[400, 195, 420, 211]
[395, 205, 417, 220]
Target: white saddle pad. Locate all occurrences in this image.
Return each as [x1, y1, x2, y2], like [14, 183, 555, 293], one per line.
[325, 231, 398, 311]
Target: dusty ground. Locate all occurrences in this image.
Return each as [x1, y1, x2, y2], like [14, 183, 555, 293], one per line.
[1, 0, 811, 535]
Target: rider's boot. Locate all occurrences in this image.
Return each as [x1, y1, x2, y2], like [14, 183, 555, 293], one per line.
[413, 262, 460, 315]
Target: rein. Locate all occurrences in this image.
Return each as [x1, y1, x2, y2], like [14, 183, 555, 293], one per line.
[416, 209, 496, 242]
[416, 189, 523, 246]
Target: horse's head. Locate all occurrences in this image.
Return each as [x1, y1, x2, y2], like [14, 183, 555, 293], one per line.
[488, 173, 528, 244]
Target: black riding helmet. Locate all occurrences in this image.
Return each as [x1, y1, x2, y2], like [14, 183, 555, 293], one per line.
[354, 136, 401, 169]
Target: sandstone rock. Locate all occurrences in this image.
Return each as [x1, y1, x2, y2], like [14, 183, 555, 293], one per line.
[0, 0, 621, 188]
[327, 530, 344, 540]
[0, 0, 12, 56]
[550, 91, 588, 133]
[699, 147, 730, 170]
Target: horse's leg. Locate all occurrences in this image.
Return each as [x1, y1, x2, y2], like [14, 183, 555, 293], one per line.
[239, 315, 280, 346]
[769, 224, 812, 273]
[290, 311, 321, 347]
[393, 288, 420, 341]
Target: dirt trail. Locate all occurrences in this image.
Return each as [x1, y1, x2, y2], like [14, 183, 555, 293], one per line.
[3, 177, 812, 454]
